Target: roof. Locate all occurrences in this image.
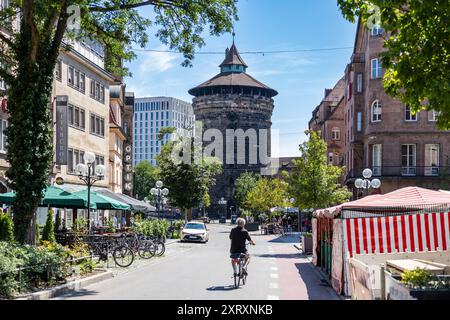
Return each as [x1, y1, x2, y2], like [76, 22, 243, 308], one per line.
[219, 43, 248, 68]
[314, 187, 450, 218]
[189, 42, 278, 97]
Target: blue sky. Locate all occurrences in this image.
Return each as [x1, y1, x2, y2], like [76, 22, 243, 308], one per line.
[125, 0, 356, 157]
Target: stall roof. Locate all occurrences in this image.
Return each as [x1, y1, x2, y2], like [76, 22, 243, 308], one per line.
[314, 187, 450, 218]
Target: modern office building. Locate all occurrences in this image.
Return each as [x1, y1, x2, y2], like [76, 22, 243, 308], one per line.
[133, 97, 194, 166]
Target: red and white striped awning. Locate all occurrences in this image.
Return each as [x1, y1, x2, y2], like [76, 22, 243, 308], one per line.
[314, 187, 450, 218]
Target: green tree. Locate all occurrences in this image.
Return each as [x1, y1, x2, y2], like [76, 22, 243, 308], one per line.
[157, 135, 222, 221]
[286, 130, 351, 210]
[42, 209, 55, 243]
[133, 161, 159, 201]
[233, 172, 259, 210]
[0, 0, 238, 244]
[244, 177, 290, 215]
[337, 0, 450, 128]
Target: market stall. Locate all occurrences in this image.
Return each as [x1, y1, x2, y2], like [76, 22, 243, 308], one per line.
[313, 187, 450, 297]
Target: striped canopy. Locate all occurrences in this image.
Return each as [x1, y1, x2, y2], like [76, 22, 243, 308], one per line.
[314, 187, 450, 218]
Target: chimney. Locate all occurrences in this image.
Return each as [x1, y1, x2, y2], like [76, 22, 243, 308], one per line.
[325, 89, 332, 98]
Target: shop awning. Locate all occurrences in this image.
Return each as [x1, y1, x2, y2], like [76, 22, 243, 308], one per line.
[314, 187, 450, 218]
[73, 190, 131, 210]
[96, 189, 156, 212]
[0, 185, 96, 209]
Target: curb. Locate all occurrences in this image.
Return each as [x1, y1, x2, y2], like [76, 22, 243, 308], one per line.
[15, 270, 114, 300]
[304, 256, 344, 301]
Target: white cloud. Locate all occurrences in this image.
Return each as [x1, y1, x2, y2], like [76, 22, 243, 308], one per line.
[139, 49, 178, 74]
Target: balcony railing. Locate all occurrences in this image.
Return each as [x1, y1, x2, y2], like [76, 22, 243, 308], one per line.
[346, 166, 449, 182]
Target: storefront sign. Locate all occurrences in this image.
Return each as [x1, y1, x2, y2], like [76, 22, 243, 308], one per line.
[55, 96, 68, 165]
[123, 143, 133, 194]
[55, 177, 64, 185]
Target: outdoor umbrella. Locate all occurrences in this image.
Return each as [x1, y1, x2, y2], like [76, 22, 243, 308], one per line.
[96, 189, 155, 212]
[73, 190, 131, 210]
[0, 185, 96, 209]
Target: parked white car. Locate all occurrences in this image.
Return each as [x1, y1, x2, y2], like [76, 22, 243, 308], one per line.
[180, 222, 209, 243]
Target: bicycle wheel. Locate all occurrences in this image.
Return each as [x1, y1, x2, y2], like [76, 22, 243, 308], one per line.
[242, 265, 247, 285]
[138, 241, 156, 259]
[155, 241, 165, 256]
[113, 245, 134, 267]
[237, 263, 242, 288]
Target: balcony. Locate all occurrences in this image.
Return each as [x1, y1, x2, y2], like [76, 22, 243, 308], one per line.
[351, 53, 365, 64]
[345, 166, 448, 183]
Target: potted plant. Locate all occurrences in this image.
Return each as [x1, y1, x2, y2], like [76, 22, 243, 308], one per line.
[301, 232, 313, 254]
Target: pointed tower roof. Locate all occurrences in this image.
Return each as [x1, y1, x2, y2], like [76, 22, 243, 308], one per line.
[219, 43, 248, 68]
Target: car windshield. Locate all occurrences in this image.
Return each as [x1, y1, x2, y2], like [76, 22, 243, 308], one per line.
[185, 223, 205, 230]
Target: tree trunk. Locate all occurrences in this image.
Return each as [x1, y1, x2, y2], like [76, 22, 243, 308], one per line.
[6, 23, 55, 244]
[187, 208, 193, 221]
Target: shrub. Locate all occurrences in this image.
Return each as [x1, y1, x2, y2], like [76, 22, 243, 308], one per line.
[0, 213, 14, 242]
[73, 218, 88, 235]
[401, 268, 433, 289]
[79, 259, 97, 275]
[106, 217, 116, 233]
[42, 209, 56, 243]
[0, 241, 26, 298]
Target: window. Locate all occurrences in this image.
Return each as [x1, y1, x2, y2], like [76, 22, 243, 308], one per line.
[405, 105, 417, 121]
[67, 148, 85, 174]
[331, 127, 340, 141]
[90, 113, 105, 137]
[68, 104, 85, 130]
[428, 110, 438, 122]
[356, 74, 363, 93]
[55, 60, 62, 81]
[372, 144, 382, 176]
[0, 119, 7, 152]
[67, 65, 85, 92]
[90, 79, 105, 103]
[425, 144, 439, 176]
[371, 100, 382, 122]
[402, 144, 417, 176]
[357, 112, 362, 132]
[371, 58, 382, 79]
[371, 26, 383, 36]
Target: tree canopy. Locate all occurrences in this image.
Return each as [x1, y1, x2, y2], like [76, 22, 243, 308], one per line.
[337, 0, 450, 128]
[133, 160, 160, 201]
[244, 177, 290, 214]
[285, 130, 351, 210]
[157, 135, 222, 221]
[233, 172, 259, 210]
[0, 0, 238, 244]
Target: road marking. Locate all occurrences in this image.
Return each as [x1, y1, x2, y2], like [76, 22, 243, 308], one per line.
[270, 273, 279, 279]
[270, 266, 278, 271]
[267, 295, 279, 300]
[269, 283, 279, 289]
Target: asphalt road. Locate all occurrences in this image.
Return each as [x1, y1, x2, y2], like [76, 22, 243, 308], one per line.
[55, 223, 338, 300]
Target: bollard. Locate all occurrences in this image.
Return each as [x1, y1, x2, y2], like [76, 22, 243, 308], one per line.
[380, 264, 386, 300]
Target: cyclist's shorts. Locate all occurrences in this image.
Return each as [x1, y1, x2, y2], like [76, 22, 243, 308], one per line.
[230, 251, 249, 259]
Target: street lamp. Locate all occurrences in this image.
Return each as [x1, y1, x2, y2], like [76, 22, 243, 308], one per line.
[76, 151, 105, 231]
[150, 180, 169, 219]
[355, 168, 381, 198]
[218, 197, 227, 223]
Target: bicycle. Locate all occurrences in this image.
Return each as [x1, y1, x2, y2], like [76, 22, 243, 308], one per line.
[230, 243, 253, 289]
[127, 233, 157, 259]
[148, 235, 166, 257]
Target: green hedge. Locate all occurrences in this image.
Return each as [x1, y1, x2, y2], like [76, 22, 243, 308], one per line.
[133, 219, 170, 239]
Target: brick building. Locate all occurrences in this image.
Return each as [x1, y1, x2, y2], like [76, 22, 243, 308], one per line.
[343, 20, 450, 197]
[309, 77, 345, 167]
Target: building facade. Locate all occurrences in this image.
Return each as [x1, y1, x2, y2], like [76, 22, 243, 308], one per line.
[132, 96, 194, 166]
[309, 77, 346, 167]
[343, 20, 450, 197]
[189, 42, 278, 210]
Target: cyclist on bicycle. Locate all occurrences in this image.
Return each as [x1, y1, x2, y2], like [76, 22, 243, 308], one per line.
[230, 218, 255, 276]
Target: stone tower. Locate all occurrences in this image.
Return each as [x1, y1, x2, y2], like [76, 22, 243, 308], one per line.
[189, 42, 278, 215]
